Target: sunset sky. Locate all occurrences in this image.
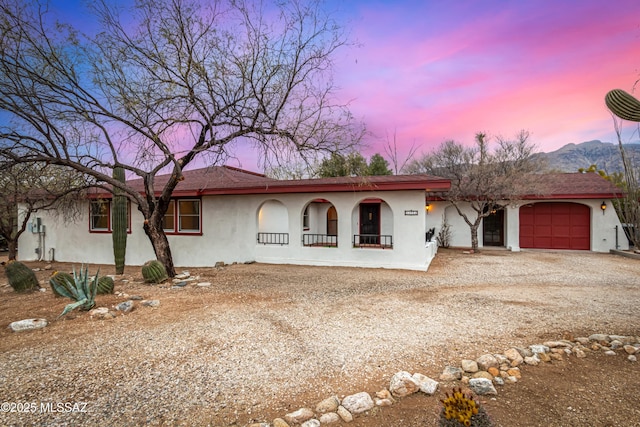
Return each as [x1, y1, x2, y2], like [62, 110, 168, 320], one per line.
[48, 0, 640, 171]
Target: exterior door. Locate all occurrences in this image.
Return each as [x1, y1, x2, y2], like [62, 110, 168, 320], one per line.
[327, 206, 338, 235]
[483, 209, 504, 246]
[359, 203, 380, 244]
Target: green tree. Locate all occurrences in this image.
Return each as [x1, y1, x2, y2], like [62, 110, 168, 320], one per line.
[0, 0, 362, 276]
[317, 152, 391, 177]
[367, 153, 392, 175]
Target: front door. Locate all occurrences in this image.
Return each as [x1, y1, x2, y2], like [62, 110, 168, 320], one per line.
[483, 208, 504, 246]
[327, 206, 338, 235]
[360, 203, 380, 244]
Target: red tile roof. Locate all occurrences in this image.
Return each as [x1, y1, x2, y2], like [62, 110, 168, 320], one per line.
[124, 165, 451, 197]
[524, 173, 622, 199]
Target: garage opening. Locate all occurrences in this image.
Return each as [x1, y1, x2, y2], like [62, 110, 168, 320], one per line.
[519, 202, 590, 250]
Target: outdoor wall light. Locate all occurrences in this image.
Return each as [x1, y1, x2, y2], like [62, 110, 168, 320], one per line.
[425, 203, 432, 214]
[601, 201, 607, 215]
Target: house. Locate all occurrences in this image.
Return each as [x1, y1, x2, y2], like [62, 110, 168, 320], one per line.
[17, 168, 628, 272]
[17, 166, 450, 271]
[426, 172, 629, 252]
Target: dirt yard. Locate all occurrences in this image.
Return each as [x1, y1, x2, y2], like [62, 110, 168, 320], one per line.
[0, 249, 639, 426]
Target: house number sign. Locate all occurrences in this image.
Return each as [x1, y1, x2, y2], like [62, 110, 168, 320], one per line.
[404, 210, 419, 216]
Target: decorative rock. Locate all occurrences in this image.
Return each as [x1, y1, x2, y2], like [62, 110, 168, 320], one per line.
[412, 373, 439, 395]
[389, 371, 419, 397]
[174, 272, 190, 280]
[336, 405, 353, 422]
[515, 347, 533, 358]
[316, 396, 340, 414]
[629, 355, 637, 362]
[550, 353, 564, 361]
[140, 300, 159, 308]
[476, 354, 499, 371]
[604, 350, 616, 356]
[375, 389, 392, 399]
[575, 348, 587, 358]
[524, 355, 539, 366]
[301, 419, 320, 427]
[173, 281, 187, 287]
[215, 261, 225, 268]
[461, 359, 479, 373]
[575, 337, 590, 345]
[468, 378, 497, 395]
[529, 344, 550, 354]
[439, 366, 463, 381]
[273, 418, 290, 427]
[284, 408, 314, 424]
[610, 339, 623, 349]
[129, 295, 143, 300]
[544, 341, 572, 348]
[537, 352, 551, 362]
[9, 318, 47, 332]
[472, 371, 494, 380]
[506, 368, 521, 379]
[493, 354, 509, 365]
[89, 307, 115, 319]
[487, 367, 500, 377]
[589, 334, 610, 343]
[196, 282, 212, 287]
[319, 412, 340, 424]
[375, 398, 394, 407]
[493, 376, 505, 386]
[504, 348, 524, 366]
[341, 392, 374, 414]
[116, 301, 134, 313]
[624, 345, 638, 355]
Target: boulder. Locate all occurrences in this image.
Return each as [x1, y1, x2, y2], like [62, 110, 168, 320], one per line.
[389, 371, 419, 397]
[468, 378, 497, 395]
[284, 408, 314, 424]
[341, 392, 374, 414]
[9, 318, 47, 332]
[412, 373, 439, 395]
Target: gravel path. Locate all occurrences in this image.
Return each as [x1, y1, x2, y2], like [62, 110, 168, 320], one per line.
[0, 249, 639, 426]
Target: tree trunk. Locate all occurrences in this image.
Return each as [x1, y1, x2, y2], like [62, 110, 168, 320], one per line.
[7, 238, 18, 261]
[143, 221, 176, 277]
[470, 223, 480, 252]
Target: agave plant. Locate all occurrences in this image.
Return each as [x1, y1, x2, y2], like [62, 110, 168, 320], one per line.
[49, 265, 99, 318]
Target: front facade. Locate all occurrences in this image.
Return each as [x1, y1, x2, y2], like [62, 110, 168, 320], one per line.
[17, 169, 628, 272]
[17, 167, 449, 271]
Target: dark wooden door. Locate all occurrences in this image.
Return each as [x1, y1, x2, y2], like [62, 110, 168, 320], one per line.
[360, 203, 380, 244]
[483, 209, 504, 246]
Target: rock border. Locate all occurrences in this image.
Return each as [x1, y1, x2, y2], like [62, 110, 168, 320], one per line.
[249, 333, 639, 426]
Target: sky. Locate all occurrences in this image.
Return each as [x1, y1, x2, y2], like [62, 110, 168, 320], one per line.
[42, 0, 640, 171]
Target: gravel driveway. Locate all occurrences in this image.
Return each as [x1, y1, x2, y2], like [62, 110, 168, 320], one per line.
[0, 249, 639, 426]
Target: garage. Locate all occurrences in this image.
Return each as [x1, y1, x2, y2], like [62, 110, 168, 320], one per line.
[519, 202, 590, 250]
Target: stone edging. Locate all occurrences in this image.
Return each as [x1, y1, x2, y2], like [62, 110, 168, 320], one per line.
[249, 333, 639, 427]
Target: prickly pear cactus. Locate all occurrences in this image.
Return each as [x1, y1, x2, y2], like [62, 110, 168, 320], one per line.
[605, 89, 640, 122]
[96, 276, 115, 295]
[112, 166, 128, 275]
[5, 260, 39, 293]
[49, 271, 74, 297]
[141, 260, 168, 284]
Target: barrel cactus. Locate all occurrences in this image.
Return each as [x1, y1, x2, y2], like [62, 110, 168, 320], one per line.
[96, 276, 115, 295]
[439, 387, 494, 427]
[49, 271, 74, 297]
[4, 260, 39, 293]
[50, 265, 99, 318]
[141, 260, 168, 284]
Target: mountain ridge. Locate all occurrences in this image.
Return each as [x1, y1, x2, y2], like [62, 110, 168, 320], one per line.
[535, 140, 640, 173]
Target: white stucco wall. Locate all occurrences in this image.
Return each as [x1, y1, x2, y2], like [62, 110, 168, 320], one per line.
[424, 199, 628, 252]
[18, 189, 435, 271]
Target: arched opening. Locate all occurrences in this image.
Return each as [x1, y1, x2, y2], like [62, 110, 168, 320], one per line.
[352, 198, 393, 248]
[302, 199, 338, 247]
[257, 200, 289, 245]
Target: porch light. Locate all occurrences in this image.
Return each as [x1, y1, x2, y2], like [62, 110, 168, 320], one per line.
[601, 201, 606, 215]
[425, 203, 431, 214]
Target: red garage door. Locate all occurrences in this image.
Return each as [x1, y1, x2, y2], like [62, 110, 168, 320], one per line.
[519, 202, 590, 250]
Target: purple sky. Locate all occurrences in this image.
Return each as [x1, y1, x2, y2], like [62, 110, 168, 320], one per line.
[47, 0, 640, 171]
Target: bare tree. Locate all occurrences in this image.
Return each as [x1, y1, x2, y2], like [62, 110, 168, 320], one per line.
[382, 129, 420, 174]
[0, 160, 92, 260]
[407, 131, 543, 251]
[0, 0, 362, 275]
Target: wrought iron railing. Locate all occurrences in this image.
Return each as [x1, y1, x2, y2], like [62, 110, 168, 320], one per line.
[353, 234, 393, 249]
[257, 232, 289, 245]
[302, 234, 338, 247]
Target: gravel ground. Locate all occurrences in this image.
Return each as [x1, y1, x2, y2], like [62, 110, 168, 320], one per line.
[0, 249, 639, 426]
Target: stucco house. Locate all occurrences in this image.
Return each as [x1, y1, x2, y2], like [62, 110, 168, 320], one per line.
[17, 167, 628, 272]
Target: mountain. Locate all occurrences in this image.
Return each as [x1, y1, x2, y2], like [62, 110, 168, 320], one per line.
[535, 140, 640, 173]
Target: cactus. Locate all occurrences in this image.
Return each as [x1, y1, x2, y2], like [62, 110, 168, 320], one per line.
[49, 271, 74, 297]
[605, 89, 640, 122]
[439, 388, 494, 427]
[141, 260, 168, 284]
[4, 260, 39, 293]
[96, 276, 115, 295]
[50, 265, 99, 317]
[112, 166, 128, 274]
